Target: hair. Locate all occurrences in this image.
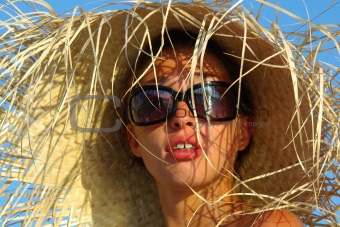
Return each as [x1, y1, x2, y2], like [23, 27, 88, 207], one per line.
[132, 29, 253, 114]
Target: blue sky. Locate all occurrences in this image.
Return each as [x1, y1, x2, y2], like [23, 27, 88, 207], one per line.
[42, 0, 340, 28]
[2, 0, 338, 66]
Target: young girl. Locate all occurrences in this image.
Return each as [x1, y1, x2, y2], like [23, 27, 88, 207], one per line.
[1, 1, 338, 226]
[125, 30, 303, 226]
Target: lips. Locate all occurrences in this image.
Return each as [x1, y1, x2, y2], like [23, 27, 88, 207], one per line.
[166, 137, 202, 161]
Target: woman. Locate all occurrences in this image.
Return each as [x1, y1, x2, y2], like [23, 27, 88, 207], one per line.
[125, 30, 303, 226]
[0, 1, 338, 226]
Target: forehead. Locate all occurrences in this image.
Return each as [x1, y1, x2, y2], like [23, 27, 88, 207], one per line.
[139, 45, 233, 86]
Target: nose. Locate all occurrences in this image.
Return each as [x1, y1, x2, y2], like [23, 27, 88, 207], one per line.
[168, 101, 195, 129]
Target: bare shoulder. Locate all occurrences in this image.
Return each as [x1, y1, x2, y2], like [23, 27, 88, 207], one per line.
[220, 204, 304, 227]
[255, 209, 304, 227]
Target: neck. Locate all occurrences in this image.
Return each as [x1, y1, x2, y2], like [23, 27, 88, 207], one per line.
[156, 176, 239, 227]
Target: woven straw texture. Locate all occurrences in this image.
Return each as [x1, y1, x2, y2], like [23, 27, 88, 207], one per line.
[0, 1, 339, 226]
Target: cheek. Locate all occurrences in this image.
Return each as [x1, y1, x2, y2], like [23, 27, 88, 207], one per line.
[216, 125, 238, 150]
[200, 123, 238, 149]
[134, 127, 164, 156]
[199, 124, 239, 169]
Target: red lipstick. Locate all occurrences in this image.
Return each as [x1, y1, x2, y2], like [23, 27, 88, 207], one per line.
[166, 136, 202, 161]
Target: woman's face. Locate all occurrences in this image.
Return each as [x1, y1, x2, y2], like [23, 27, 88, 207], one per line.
[127, 45, 250, 192]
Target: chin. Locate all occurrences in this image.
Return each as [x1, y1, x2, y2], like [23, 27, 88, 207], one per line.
[152, 164, 223, 192]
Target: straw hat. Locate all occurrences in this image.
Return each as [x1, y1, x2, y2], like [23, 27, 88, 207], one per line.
[1, 1, 338, 226]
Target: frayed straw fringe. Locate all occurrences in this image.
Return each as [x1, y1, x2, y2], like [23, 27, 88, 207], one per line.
[0, 0, 339, 226]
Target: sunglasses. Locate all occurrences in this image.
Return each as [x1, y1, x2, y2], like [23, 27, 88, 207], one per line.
[128, 81, 237, 126]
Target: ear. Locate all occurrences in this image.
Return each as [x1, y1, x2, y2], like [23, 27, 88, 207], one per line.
[236, 116, 252, 151]
[126, 123, 142, 157]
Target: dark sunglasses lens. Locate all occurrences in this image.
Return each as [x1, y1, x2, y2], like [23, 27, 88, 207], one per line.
[193, 85, 236, 119]
[130, 90, 173, 124]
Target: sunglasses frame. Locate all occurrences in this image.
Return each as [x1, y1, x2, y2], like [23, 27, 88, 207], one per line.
[128, 81, 237, 126]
